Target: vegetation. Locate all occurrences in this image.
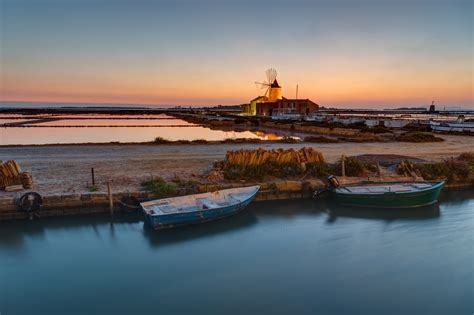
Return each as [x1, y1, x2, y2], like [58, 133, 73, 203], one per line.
[223, 148, 324, 180]
[192, 139, 208, 144]
[397, 153, 474, 185]
[88, 185, 99, 192]
[396, 132, 444, 143]
[278, 136, 300, 143]
[304, 136, 339, 143]
[153, 137, 172, 144]
[332, 156, 378, 177]
[141, 176, 178, 197]
[360, 126, 390, 134]
[222, 138, 262, 144]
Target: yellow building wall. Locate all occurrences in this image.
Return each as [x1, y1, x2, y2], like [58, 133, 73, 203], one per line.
[268, 87, 282, 102]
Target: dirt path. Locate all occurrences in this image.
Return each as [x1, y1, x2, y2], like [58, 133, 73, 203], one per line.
[1, 134, 472, 197]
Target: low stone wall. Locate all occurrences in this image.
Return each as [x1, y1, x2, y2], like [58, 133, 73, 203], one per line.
[0, 179, 325, 221]
[2, 178, 467, 221]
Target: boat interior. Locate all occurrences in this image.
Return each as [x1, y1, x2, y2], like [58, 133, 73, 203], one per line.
[336, 182, 435, 194]
[141, 186, 259, 215]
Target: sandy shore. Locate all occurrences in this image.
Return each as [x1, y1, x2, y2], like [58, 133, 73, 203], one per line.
[1, 134, 472, 197]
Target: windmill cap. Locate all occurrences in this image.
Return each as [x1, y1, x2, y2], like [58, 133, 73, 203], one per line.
[271, 79, 280, 88]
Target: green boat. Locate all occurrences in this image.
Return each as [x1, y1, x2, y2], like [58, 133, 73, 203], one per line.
[325, 176, 445, 208]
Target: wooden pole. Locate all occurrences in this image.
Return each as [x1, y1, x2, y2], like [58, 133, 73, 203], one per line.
[341, 154, 346, 177]
[107, 181, 114, 215]
[91, 168, 95, 186]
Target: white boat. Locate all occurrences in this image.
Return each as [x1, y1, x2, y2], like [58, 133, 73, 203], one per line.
[364, 119, 379, 127]
[430, 116, 474, 133]
[383, 119, 411, 129]
[271, 112, 303, 121]
[141, 186, 260, 230]
[430, 121, 474, 133]
[304, 113, 327, 123]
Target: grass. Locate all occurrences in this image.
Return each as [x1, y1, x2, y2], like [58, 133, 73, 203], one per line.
[89, 185, 99, 192]
[141, 176, 177, 197]
[396, 132, 444, 143]
[397, 153, 474, 185]
[332, 156, 378, 177]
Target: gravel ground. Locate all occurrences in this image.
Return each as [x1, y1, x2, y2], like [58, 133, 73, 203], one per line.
[1, 134, 472, 197]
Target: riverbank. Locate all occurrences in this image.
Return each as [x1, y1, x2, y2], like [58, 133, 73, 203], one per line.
[1, 136, 472, 197]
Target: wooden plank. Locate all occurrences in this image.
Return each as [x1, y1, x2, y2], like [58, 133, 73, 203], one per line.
[5, 185, 24, 192]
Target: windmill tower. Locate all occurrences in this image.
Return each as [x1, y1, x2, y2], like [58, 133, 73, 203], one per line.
[255, 68, 282, 102]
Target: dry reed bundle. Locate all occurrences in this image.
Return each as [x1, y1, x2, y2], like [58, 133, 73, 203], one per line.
[224, 147, 325, 180]
[225, 147, 324, 168]
[0, 160, 24, 190]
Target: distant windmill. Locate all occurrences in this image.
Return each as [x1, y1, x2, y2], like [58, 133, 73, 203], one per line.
[255, 68, 282, 102]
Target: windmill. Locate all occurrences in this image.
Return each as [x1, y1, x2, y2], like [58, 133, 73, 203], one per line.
[255, 68, 282, 102]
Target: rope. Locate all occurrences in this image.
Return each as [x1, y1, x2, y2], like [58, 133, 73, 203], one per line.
[113, 196, 142, 210]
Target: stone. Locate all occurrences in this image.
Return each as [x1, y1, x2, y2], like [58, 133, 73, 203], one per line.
[304, 179, 325, 190]
[285, 181, 303, 192]
[62, 194, 81, 202]
[89, 193, 108, 201]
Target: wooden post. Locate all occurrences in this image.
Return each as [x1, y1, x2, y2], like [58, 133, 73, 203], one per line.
[107, 181, 114, 215]
[91, 168, 95, 186]
[376, 161, 381, 178]
[341, 154, 346, 177]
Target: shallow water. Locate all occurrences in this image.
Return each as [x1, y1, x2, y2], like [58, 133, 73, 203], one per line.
[0, 114, 283, 144]
[0, 189, 473, 314]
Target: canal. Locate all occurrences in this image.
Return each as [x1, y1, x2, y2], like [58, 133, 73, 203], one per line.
[1, 189, 473, 314]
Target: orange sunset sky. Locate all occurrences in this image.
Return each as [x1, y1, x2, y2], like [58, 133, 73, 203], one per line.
[1, 0, 472, 108]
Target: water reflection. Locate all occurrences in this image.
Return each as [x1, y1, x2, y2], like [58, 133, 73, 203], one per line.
[323, 202, 441, 223]
[142, 210, 258, 248]
[0, 213, 142, 251]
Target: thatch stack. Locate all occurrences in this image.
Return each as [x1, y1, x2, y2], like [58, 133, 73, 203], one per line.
[20, 172, 33, 189]
[225, 147, 324, 168]
[0, 160, 32, 190]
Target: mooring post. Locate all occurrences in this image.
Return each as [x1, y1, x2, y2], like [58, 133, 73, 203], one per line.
[91, 168, 95, 186]
[107, 181, 114, 215]
[341, 154, 346, 177]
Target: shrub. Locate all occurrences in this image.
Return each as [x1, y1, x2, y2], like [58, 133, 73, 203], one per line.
[278, 136, 300, 143]
[154, 137, 172, 144]
[175, 140, 191, 144]
[361, 126, 390, 134]
[222, 138, 262, 144]
[457, 152, 474, 165]
[192, 139, 208, 144]
[332, 156, 377, 177]
[396, 132, 444, 143]
[417, 160, 468, 184]
[141, 177, 177, 197]
[89, 185, 98, 192]
[306, 162, 335, 177]
[398, 154, 474, 185]
[304, 136, 339, 143]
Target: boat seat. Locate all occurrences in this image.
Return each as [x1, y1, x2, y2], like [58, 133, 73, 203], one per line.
[154, 204, 177, 214]
[196, 198, 220, 210]
[228, 193, 243, 202]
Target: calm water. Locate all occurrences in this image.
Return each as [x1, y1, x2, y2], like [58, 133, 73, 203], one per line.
[0, 114, 285, 145]
[1, 190, 473, 314]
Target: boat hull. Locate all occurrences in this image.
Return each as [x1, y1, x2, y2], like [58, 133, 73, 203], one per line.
[144, 190, 258, 230]
[332, 181, 445, 208]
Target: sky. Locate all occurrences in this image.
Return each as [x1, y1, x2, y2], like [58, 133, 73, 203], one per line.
[0, 0, 472, 108]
